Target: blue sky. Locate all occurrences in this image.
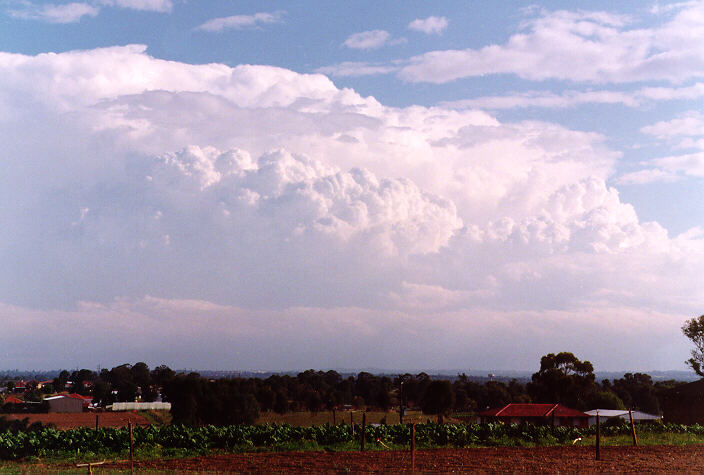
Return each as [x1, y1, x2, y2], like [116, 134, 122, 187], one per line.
[1, 0, 703, 372]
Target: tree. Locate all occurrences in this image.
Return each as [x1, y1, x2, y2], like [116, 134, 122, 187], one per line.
[527, 352, 597, 410]
[682, 315, 704, 376]
[611, 373, 659, 414]
[420, 380, 455, 423]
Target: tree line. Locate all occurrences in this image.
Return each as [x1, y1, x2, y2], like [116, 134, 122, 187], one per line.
[3, 355, 686, 423]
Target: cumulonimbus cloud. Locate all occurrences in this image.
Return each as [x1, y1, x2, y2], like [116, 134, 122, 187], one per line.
[0, 45, 702, 369]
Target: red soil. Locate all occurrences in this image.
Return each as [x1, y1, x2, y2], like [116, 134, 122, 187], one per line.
[81, 445, 704, 472]
[4, 412, 149, 429]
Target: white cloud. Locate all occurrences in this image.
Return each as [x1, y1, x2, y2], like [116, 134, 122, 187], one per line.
[443, 83, 704, 110]
[399, 4, 704, 83]
[343, 30, 392, 49]
[617, 168, 680, 185]
[196, 11, 284, 32]
[1, 45, 703, 368]
[641, 111, 704, 141]
[9, 2, 99, 23]
[408, 16, 448, 35]
[99, 0, 172, 13]
[315, 61, 399, 77]
[617, 111, 704, 184]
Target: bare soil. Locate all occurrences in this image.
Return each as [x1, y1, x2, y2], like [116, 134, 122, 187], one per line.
[53, 445, 704, 472]
[4, 412, 149, 429]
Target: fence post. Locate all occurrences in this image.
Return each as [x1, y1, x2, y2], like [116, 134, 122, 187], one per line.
[595, 412, 601, 461]
[95, 414, 99, 430]
[629, 409, 638, 446]
[129, 420, 134, 474]
[361, 412, 366, 451]
[351, 412, 354, 437]
[332, 408, 336, 426]
[411, 422, 416, 474]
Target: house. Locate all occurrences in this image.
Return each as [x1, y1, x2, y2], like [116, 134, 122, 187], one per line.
[662, 379, 704, 424]
[478, 403, 589, 427]
[44, 394, 92, 413]
[584, 409, 661, 426]
[3, 395, 24, 405]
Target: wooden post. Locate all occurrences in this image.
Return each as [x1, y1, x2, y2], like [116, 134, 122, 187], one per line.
[332, 408, 336, 426]
[411, 422, 416, 474]
[351, 412, 354, 437]
[95, 414, 99, 430]
[595, 412, 601, 461]
[629, 409, 638, 446]
[399, 405, 404, 425]
[129, 420, 134, 474]
[361, 412, 366, 451]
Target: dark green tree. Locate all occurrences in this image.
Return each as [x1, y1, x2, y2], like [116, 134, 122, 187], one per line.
[612, 373, 660, 414]
[682, 315, 704, 376]
[420, 380, 455, 422]
[527, 352, 597, 410]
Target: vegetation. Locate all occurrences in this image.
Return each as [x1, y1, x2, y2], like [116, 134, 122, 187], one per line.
[682, 314, 704, 377]
[3, 420, 704, 461]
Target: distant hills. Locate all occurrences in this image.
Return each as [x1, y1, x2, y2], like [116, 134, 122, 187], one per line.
[1, 368, 698, 383]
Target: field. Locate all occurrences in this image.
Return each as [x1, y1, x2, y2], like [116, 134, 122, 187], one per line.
[11, 445, 704, 472]
[3, 412, 150, 429]
[255, 409, 433, 426]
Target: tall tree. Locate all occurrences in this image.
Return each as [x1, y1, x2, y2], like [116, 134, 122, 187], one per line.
[420, 380, 455, 422]
[682, 315, 704, 376]
[527, 352, 597, 410]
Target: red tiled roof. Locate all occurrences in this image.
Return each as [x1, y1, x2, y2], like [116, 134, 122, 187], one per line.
[67, 393, 93, 401]
[479, 403, 588, 418]
[4, 395, 24, 404]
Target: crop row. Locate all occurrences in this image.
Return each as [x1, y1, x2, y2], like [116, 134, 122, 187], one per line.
[2, 421, 704, 460]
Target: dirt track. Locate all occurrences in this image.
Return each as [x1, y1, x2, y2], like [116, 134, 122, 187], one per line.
[81, 445, 704, 472]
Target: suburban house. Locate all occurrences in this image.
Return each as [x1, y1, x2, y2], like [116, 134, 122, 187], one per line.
[44, 393, 93, 413]
[662, 379, 704, 424]
[478, 403, 590, 427]
[584, 409, 661, 426]
[3, 395, 24, 405]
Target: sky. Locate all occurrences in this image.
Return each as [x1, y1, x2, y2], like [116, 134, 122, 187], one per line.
[1, 0, 703, 372]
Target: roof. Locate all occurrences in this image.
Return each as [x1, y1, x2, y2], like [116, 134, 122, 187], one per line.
[67, 393, 93, 401]
[584, 409, 661, 420]
[479, 403, 588, 418]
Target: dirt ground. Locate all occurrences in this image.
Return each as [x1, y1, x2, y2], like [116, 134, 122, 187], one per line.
[4, 412, 149, 429]
[43, 445, 704, 472]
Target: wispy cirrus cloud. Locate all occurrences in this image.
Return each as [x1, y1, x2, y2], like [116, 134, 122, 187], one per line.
[342, 30, 405, 49]
[9, 2, 99, 23]
[442, 83, 704, 110]
[315, 61, 399, 77]
[196, 11, 284, 32]
[408, 16, 448, 35]
[99, 0, 172, 13]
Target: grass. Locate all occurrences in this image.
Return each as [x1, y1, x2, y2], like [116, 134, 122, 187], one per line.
[136, 410, 171, 426]
[255, 409, 435, 426]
